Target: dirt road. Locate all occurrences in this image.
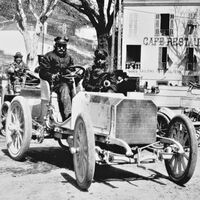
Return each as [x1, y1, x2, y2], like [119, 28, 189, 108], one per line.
[0, 134, 200, 200]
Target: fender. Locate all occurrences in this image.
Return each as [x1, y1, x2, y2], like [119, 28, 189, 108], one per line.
[158, 107, 176, 120]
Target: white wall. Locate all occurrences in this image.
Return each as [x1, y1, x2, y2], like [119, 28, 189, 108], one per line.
[122, 6, 200, 87]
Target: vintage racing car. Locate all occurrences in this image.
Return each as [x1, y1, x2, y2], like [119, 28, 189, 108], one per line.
[0, 66, 198, 190]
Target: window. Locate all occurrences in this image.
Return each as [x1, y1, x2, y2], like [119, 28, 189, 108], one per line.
[158, 47, 167, 72]
[185, 48, 197, 71]
[155, 14, 174, 36]
[125, 45, 141, 70]
[185, 21, 197, 35]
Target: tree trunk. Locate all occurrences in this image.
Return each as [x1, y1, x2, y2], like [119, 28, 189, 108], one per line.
[24, 20, 44, 71]
[97, 32, 109, 53]
[96, 32, 114, 70]
[22, 31, 32, 65]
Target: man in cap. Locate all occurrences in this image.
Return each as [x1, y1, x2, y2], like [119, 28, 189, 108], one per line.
[7, 52, 29, 93]
[39, 36, 74, 121]
[82, 49, 117, 92]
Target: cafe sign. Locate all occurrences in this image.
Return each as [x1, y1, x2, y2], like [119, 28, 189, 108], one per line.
[143, 37, 200, 47]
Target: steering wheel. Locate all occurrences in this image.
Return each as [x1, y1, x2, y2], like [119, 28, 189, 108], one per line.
[187, 81, 200, 93]
[188, 81, 200, 89]
[62, 65, 85, 80]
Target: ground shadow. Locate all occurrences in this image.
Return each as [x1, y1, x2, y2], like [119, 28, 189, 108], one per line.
[26, 146, 73, 169]
[93, 164, 168, 188]
[1, 145, 74, 175]
[60, 172, 90, 191]
[1, 140, 169, 190]
[60, 163, 169, 190]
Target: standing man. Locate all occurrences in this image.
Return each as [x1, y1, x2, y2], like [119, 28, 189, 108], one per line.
[39, 36, 74, 121]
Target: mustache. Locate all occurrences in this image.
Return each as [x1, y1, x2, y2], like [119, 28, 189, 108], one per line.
[58, 49, 66, 53]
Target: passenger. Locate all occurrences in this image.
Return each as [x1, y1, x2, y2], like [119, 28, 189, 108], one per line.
[115, 70, 129, 96]
[39, 36, 74, 121]
[7, 52, 29, 93]
[82, 49, 117, 92]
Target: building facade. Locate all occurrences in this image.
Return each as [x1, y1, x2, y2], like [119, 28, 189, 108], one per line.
[122, 0, 200, 87]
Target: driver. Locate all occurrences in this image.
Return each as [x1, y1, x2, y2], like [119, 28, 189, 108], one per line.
[82, 49, 116, 92]
[39, 36, 75, 121]
[7, 52, 29, 93]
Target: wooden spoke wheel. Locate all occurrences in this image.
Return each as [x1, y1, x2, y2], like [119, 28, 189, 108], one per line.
[157, 111, 170, 137]
[165, 114, 198, 185]
[0, 101, 10, 136]
[73, 114, 95, 190]
[5, 96, 32, 161]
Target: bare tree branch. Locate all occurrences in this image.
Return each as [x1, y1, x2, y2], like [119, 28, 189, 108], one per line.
[27, 0, 39, 19]
[60, 0, 99, 28]
[60, 0, 120, 51]
[60, 0, 83, 11]
[96, 0, 106, 26]
[38, 0, 58, 24]
[45, 0, 58, 18]
[15, 0, 28, 32]
[107, 0, 112, 19]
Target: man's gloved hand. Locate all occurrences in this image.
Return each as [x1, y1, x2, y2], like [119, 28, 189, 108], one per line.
[51, 73, 60, 82]
[65, 68, 74, 75]
[15, 67, 20, 72]
[7, 67, 15, 74]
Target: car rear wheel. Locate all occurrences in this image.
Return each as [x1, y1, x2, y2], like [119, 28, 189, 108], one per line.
[6, 96, 32, 161]
[73, 114, 95, 190]
[165, 114, 198, 185]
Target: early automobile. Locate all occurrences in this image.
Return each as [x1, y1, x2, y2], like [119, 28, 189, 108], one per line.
[0, 66, 198, 190]
[148, 81, 200, 145]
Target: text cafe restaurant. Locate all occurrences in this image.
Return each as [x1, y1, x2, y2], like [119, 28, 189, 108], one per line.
[121, 0, 200, 88]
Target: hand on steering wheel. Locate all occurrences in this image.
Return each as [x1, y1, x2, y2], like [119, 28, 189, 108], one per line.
[52, 73, 60, 82]
[62, 66, 85, 81]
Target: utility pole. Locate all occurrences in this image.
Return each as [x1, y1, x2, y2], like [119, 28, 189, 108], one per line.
[111, 0, 116, 71]
[117, 0, 122, 70]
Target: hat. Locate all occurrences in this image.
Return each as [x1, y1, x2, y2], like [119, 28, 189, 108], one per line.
[54, 36, 69, 45]
[115, 70, 129, 78]
[14, 52, 23, 58]
[94, 49, 108, 60]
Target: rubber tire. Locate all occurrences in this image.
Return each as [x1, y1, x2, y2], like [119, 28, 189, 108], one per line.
[5, 96, 32, 161]
[165, 114, 198, 185]
[73, 114, 95, 190]
[0, 101, 10, 136]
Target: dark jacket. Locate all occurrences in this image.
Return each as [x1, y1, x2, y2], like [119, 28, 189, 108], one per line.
[82, 65, 117, 92]
[39, 50, 74, 85]
[8, 61, 29, 83]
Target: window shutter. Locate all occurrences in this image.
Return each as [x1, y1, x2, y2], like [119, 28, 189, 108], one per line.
[158, 47, 162, 70]
[169, 14, 174, 36]
[155, 14, 160, 36]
